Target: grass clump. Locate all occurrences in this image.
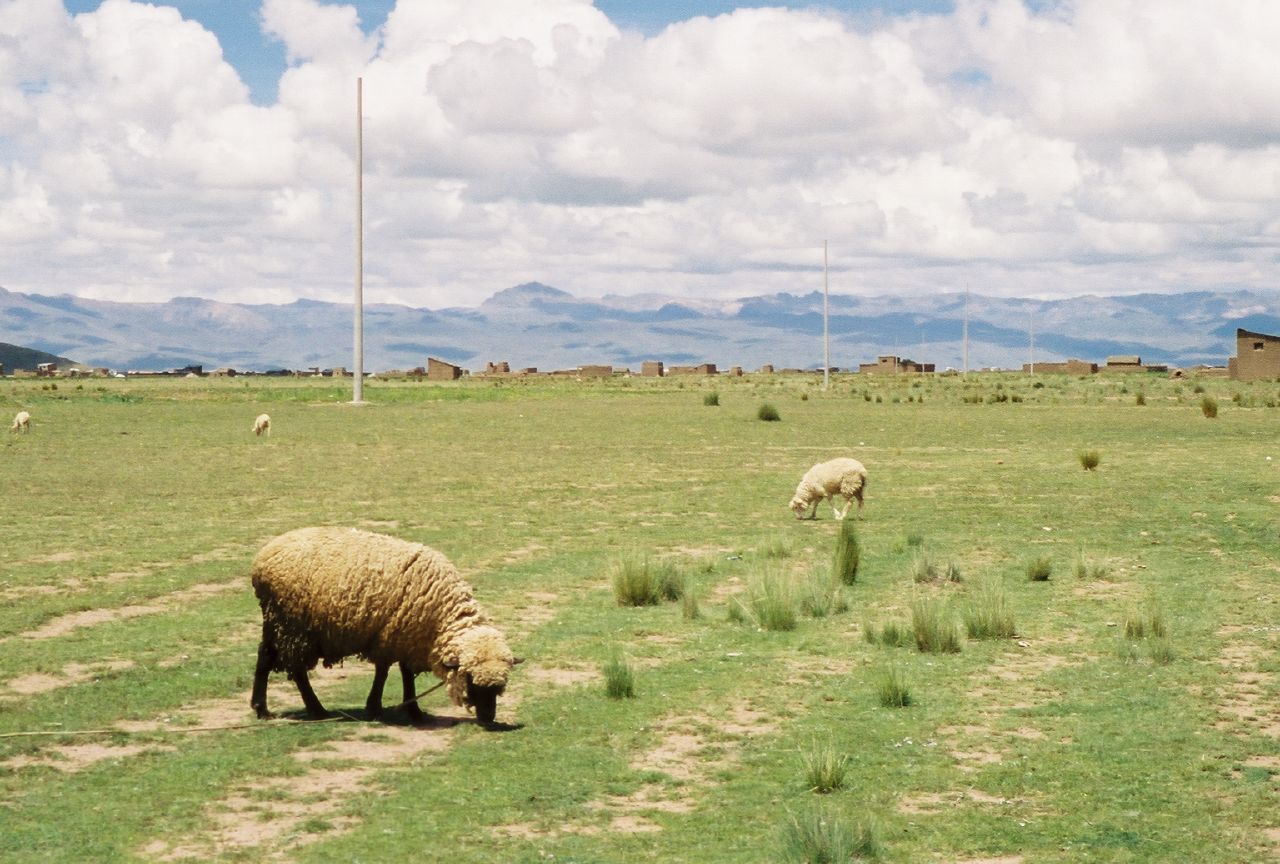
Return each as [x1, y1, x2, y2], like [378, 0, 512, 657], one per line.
[1072, 549, 1111, 580]
[602, 654, 635, 699]
[800, 739, 848, 793]
[758, 403, 782, 422]
[876, 665, 912, 708]
[832, 518, 861, 585]
[1124, 604, 1168, 640]
[910, 550, 961, 584]
[760, 534, 792, 559]
[863, 619, 913, 648]
[1078, 449, 1101, 471]
[798, 570, 849, 618]
[681, 590, 701, 620]
[962, 580, 1017, 639]
[1200, 395, 1218, 418]
[729, 568, 799, 631]
[1026, 555, 1053, 582]
[612, 555, 685, 606]
[703, 391, 720, 406]
[780, 808, 884, 863]
[910, 596, 961, 654]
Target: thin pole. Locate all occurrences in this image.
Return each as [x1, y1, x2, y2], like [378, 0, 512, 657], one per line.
[353, 77, 365, 404]
[962, 287, 969, 378]
[1029, 308, 1035, 375]
[822, 240, 830, 390]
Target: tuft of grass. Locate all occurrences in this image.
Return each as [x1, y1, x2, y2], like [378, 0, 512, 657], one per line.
[760, 534, 792, 559]
[798, 570, 848, 619]
[905, 531, 925, 548]
[1125, 603, 1168, 640]
[780, 808, 884, 863]
[1135, 391, 1146, 406]
[910, 595, 961, 654]
[876, 665, 912, 708]
[1026, 555, 1053, 582]
[703, 391, 720, 406]
[681, 590, 701, 620]
[800, 739, 848, 793]
[962, 580, 1017, 639]
[832, 518, 861, 585]
[731, 568, 799, 631]
[612, 555, 685, 606]
[1148, 638, 1175, 665]
[1201, 395, 1218, 418]
[864, 619, 914, 648]
[758, 403, 782, 422]
[602, 654, 635, 699]
[1073, 549, 1111, 580]
[910, 550, 939, 583]
[1078, 449, 1101, 471]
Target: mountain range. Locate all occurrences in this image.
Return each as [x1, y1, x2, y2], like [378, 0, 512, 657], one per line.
[2, 282, 1275, 374]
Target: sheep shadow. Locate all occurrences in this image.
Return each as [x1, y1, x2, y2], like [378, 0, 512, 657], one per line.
[272, 706, 523, 732]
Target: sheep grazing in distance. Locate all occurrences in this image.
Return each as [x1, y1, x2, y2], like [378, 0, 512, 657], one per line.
[789, 457, 868, 520]
[249, 526, 522, 726]
[252, 413, 271, 436]
[9, 411, 30, 433]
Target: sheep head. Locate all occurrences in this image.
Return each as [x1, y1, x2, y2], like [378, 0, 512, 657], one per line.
[443, 625, 522, 725]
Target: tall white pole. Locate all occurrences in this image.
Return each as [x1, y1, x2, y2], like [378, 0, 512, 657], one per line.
[962, 287, 969, 378]
[353, 77, 365, 404]
[822, 240, 830, 390]
[1029, 308, 1035, 375]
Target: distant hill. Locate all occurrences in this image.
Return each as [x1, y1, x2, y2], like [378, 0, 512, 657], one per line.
[0, 341, 79, 373]
[0, 282, 1271, 373]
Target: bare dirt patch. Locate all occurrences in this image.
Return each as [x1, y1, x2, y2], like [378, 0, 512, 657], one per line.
[3, 743, 174, 774]
[1212, 638, 1280, 738]
[17, 580, 243, 640]
[522, 663, 598, 688]
[7, 659, 135, 695]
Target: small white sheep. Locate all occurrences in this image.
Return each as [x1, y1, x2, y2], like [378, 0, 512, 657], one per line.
[252, 413, 271, 437]
[789, 457, 868, 520]
[10, 411, 30, 433]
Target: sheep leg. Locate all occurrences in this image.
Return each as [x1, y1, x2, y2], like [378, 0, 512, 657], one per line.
[365, 662, 390, 719]
[292, 667, 327, 718]
[399, 663, 426, 723]
[250, 633, 276, 719]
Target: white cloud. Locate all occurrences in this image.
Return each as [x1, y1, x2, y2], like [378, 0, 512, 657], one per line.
[0, 0, 1279, 307]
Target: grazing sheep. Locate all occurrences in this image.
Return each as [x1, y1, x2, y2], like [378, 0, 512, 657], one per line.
[9, 411, 30, 433]
[252, 413, 271, 436]
[789, 457, 868, 520]
[249, 526, 521, 725]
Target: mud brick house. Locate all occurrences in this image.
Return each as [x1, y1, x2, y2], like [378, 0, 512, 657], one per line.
[1230, 328, 1280, 381]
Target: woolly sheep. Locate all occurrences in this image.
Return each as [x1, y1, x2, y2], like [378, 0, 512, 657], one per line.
[789, 457, 868, 520]
[252, 413, 271, 436]
[249, 526, 521, 726]
[9, 411, 30, 433]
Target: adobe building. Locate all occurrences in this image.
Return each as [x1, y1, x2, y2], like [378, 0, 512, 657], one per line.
[858, 355, 935, 374]
[1021, 359, 1098, 375]
[1231, 328, 1280, 381]
[578, 365, 613, 379]
[667, 363, 717, 376]
[641, 361, 664, 377]
[427, 357, 464, 380]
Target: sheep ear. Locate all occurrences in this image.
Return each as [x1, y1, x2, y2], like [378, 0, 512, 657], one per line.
[511, 656, 525, 666]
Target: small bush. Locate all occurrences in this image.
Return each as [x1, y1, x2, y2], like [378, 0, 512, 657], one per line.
[905, 531, 925, 549]
[1026, 556, 1053, 582]
[876, 665, 912, 708]
[864, 619, 913, 648]
[1073, 550, 1110, 580]
[681, 591, 701, 621]
[832, 519, 861, 585]
[1201, 395, 1218, 418]
[1125, 604, 1168, 640]
[612, 556, 684, 606]
[758, 403, 782, 422]
[910, 551, 939, 583]
[732, 568, 798, 631]
[703, 391, 720, 406]
[1079, 449, 1101, 471]
[1135, 391, 1146, 406]
[962, 580, 1017, 639]
[911, 596, 961, 654]
[798, 571, 848, 618]
[800, 739, 848, 793]
[780, 808, 884, 863]
[603, 654, 635, 699]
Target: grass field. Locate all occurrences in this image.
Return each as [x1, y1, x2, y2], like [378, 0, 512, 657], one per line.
[1, 371, 1278, 863]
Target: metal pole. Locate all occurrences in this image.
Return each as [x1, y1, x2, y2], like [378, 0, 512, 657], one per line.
[823, 240, 829, 390]
[353, 77, 365, 404]
[962, 287, 969, 378]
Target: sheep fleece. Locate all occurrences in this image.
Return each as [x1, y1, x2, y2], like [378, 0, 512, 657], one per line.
[251, 526, 503, 707]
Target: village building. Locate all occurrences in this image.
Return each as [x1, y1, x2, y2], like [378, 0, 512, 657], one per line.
[667, 363, 717, 376]
[858, 355, 935, 374]
[426, 357, 464, 380]
[1230, 328, 1280, 381]
[1021, 359, 1098, 375]
[641, 361, 664, 377]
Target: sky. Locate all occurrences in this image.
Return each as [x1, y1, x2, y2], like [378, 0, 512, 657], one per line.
[3, 0, 1280, 310]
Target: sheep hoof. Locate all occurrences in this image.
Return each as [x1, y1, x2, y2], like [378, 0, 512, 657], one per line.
[254, 708, 275, 720]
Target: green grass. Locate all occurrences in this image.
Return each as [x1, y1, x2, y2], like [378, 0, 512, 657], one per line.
[780, 807, 884, 862]
[910, 595, 961, 654]
[962, 579, 1017, 640]
[800, 738, 848, 793]
[612, 554, 685, 606]
[831, 518, 861, 585]
[603, 653, 636, 699]
[1079, 449, 1101, 470]
[757, 402, 781, 421]
[1026, 554, 1054, 581]
[875, 665, 912, 708]
[0, 372, 1275, 863]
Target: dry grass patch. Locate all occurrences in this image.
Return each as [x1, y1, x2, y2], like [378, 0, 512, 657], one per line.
[6, 658, 135, 695]
[17, 580, 242, 640]
[3, 742, 175, 774]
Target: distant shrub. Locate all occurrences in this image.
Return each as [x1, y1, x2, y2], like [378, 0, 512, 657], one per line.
[911, 596, 961, 654]
[910, 551, 939, 583]
[876, 665, 912, 708]
[800, 392, 809, 401]
[1135, 391, 1146, 405]
[798, 570, 848, 619]
[1073, 550, 1110, 580]
[612, 556, 684, 606]
[905, 531, 925, 549]
[1125, 604, 1168, 640]
[681, 591, 701, 621]
[1026, 555, 1053, 582]
[962, 580, 1017, 640]
[760, 535, 792, 559]
[758, 403, 782, 422]
[800, 739, 848, 794]
[603, 654, 635, 699]
[731, 568, 798, 631]
[703, 391, 720, 406]
[779, 808, 884, 863]
[832, 519, 861, 585]
[1201, 396, 1218, 418]
[1079, 450, 1101, 471]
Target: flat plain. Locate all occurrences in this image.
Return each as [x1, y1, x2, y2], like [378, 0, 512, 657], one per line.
[1, 372, 1278, 863]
